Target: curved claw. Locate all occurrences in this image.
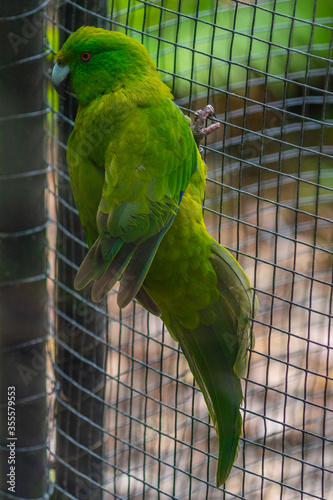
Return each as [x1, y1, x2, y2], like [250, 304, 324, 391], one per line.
[190, 104, 220, 149]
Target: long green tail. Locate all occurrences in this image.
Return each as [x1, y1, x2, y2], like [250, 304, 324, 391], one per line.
[165, 240, 257, 486]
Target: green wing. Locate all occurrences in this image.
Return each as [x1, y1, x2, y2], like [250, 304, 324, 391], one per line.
[74, 99, 197, 305]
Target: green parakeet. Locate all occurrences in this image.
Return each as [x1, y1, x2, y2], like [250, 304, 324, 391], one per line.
[52, 26, 257, 487]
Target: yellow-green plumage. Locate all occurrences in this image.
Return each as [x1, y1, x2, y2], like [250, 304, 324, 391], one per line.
[53, 26, 258, 486]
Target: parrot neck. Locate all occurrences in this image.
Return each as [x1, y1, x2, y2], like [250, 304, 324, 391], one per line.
[74, 64, 169, 107]
[78, 72, 172, 108]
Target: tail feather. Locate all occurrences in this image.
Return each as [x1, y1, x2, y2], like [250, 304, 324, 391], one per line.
[135, 286, 162, 316]
[167, 298, 243, 486]
[74, 238, 101, 290]
[118, 218, 174, 308]
[91, 243, 136, 302]
[163, 240, 257, 486]
[210, 241, 257, 378]
[76, 205, 179, 305]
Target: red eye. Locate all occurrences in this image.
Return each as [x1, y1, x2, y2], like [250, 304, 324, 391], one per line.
[81, 52, 91, 62]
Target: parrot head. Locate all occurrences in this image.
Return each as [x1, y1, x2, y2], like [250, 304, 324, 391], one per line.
[52, 26, 156, 105]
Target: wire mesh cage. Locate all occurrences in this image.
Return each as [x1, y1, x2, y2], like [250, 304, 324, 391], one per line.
[3, 0, 332, 498]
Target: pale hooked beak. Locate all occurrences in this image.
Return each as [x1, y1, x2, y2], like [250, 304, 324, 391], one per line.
[52, 62, 71, 99]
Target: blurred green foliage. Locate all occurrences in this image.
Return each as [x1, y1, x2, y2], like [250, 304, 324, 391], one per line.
[110, 0, 333, 99]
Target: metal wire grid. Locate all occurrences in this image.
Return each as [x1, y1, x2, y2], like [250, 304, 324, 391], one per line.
[44, 1, 333, 499]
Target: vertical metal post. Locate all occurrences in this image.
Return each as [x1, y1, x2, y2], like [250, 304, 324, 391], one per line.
[0, 0, 47, 497]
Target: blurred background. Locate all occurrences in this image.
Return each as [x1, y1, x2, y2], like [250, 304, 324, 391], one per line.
[0, 0, 332, 499]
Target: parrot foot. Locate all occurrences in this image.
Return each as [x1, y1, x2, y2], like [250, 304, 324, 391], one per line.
[191, 104, 220, 149]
